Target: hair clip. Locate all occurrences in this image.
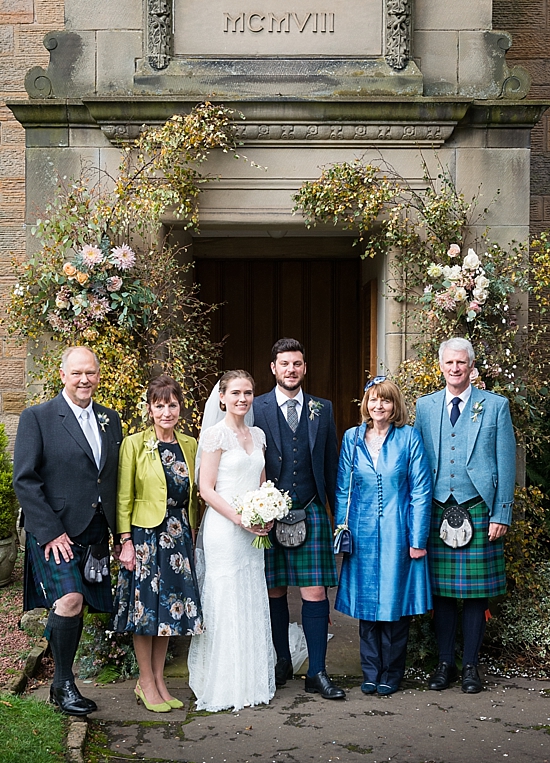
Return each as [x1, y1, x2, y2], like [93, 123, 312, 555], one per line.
[364, 376, 386, 392]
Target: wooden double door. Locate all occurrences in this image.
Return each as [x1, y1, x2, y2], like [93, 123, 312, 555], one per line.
[194, 237, 374, 440]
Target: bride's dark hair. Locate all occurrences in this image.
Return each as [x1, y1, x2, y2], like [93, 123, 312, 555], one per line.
[218, 370, 255, 411]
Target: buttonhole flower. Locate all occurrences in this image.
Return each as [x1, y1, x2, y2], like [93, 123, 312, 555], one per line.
[471, 401, 483, 422]
[97, 413, 110, 432]
[308, 399, 323, 420]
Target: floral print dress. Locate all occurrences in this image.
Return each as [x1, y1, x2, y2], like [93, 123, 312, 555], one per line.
[113, 442, 204, 636]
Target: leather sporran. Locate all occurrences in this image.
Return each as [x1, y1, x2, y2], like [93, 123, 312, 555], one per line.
[275, 509, 307, 548]
[439, 505, 474, 549]
[80, 542, 110, 583]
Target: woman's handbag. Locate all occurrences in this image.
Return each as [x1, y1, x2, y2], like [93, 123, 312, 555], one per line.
[439, 504, 474, 548]
[333, 427, 360, 555]
[79, 542, 110, 583]
[275, 508, 307, 548]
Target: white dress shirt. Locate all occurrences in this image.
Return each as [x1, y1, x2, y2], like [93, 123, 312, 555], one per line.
[62, 389, 102, 462]
[445, 384, 472, 420]
[275, 387, 304, 424]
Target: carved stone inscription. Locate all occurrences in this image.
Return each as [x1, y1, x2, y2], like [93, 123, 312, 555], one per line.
[174, 0, 383, 57]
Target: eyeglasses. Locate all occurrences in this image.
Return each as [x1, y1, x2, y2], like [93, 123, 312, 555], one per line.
[364, 376, 386, 392]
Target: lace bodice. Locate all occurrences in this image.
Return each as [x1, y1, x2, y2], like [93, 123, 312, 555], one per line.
[200, 421, 265, 502]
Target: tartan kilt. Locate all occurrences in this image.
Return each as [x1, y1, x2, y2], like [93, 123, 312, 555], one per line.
[428, 497, 506, 598]
[24, 512, 113, 620]
[265, 498, 338, 588]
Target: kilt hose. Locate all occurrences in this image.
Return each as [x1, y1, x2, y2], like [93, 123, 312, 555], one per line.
[428, 497, 506, 599]
[24, 511, 113, 626]
[265, 498, 338, 589]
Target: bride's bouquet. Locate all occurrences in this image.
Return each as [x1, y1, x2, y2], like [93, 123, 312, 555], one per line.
[235, 481, 292, 549]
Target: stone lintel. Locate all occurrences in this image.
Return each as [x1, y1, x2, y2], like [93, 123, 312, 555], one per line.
[134, 57, 424, 99]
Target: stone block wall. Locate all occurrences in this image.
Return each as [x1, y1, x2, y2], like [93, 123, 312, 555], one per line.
[493, 0, 550, 353]
[493, 0, 550, 236]
[0, 0, 63, 441]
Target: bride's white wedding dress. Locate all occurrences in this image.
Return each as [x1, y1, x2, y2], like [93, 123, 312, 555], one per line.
[188, 420, 276, 712]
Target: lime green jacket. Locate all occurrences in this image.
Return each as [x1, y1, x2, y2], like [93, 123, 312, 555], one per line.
[117, 427, 199, 532]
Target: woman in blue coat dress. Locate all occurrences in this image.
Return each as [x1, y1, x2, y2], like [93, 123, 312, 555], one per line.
[334, 378, 432, 696]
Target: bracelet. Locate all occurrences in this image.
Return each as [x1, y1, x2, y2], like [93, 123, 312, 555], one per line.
[120, 536, 132, 545]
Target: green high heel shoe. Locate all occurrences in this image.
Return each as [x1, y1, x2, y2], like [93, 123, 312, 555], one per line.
[165, 697, 184, 709]
[134, 683, 171, 713]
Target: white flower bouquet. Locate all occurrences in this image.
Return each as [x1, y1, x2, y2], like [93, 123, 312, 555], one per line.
[235, 480, 292, 549]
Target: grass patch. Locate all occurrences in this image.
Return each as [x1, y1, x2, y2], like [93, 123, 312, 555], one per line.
[0, 692, 65, 763]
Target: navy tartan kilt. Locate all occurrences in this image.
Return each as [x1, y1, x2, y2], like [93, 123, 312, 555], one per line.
[24, 512, 113, 618]
[428, 497, 506, 598]
[265, 498, 338, 588]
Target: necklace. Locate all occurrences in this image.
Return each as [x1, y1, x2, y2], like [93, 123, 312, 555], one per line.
[366, 430, 388, 453]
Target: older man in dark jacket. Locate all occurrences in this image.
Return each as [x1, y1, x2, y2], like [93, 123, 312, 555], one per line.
[13, 346, 121, 715]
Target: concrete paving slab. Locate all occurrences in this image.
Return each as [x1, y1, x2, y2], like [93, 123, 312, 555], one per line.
[33, 672, 550, 762]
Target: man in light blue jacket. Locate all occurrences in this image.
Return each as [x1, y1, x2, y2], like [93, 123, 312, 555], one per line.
[415, 337, 515, 694]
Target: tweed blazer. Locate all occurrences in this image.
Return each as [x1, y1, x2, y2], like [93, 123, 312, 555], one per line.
[13, 392, 122, 547]
[414, 385, 516, 525]
[253, 388, 338, 512]
[116, 427, 199, 533]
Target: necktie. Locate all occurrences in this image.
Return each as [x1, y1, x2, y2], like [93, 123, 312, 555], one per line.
[81, 410, 100, 467]
[450, 397, 461, 427]
[287, 399, 298, 432]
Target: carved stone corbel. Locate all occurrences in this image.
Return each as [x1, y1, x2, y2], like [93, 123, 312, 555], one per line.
[148, 0, 173, 70]
[385, 0, 412, 71]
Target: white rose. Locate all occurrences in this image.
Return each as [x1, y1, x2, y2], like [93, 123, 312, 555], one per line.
[454, 287, 468, 302]
[446, 265, 462, 282]
[475, 275, 490, 290]
[473, 288, 488, 304]
[463, 249, 480, 270]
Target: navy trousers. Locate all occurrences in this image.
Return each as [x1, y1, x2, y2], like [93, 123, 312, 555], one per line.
[359, 617, 411, 687]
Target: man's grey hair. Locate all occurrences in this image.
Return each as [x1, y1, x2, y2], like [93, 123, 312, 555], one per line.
[60, 346, 100, 372]
[438, 337, 475, 365]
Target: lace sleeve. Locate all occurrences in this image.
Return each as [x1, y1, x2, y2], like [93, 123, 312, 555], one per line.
[251, 427, 266, 450]
[201, 425, 227, 453]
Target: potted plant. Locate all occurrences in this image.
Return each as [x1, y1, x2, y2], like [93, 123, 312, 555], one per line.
[0, 423, 19, 586]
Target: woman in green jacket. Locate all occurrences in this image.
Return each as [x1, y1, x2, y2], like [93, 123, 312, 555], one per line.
[113, 375, 203, 712]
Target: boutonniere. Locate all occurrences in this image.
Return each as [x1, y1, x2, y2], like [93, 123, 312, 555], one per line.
[97, 413, 109, 432]
[471, 401, 483, 422]
[308, 399, 323, 420]
[144, 436, 159, 458]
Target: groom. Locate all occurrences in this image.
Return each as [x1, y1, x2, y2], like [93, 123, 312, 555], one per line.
[253, 338, 345, 699]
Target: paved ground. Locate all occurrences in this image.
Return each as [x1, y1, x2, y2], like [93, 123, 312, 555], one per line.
[31, 587, 550, 762]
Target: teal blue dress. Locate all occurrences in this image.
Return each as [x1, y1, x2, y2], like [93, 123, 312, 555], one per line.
[334, 424, 433, 621]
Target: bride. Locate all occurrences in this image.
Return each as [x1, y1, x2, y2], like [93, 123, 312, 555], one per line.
[187, 370, 276, 711]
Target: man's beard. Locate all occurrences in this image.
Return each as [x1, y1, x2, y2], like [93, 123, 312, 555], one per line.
[276, 375, 301, 391]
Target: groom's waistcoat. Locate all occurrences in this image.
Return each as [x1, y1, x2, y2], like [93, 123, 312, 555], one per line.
[434, 398, 479, 505]
[276, 405, 316, 505]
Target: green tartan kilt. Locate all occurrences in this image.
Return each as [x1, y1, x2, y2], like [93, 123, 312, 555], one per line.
[265, 498, 338, 588]
[428, 497, 506, 598]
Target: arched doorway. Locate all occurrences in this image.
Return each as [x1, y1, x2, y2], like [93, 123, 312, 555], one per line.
[194, 236, 376, 439]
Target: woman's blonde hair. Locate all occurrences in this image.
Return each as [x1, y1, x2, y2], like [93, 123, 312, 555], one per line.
[361, 379, 408, 428]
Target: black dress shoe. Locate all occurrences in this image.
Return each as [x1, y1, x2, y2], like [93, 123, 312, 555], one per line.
[304, 670, 346, 699]
[50, 681, 96, 715]
[462, 664, 482, 694]
[428, 662, 459, 691]
[275, 658, 293, 687]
